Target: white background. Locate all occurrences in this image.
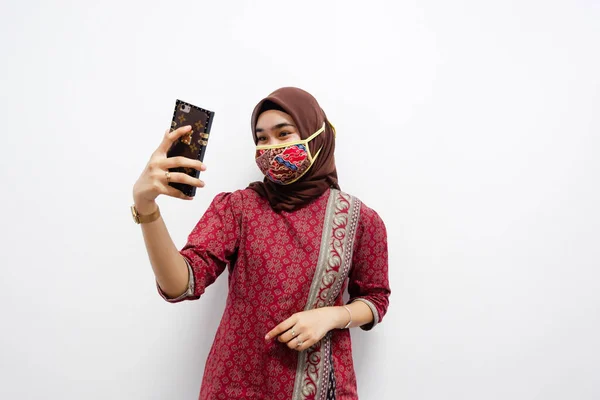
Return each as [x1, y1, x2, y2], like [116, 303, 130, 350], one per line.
[1, 1, 599, 399]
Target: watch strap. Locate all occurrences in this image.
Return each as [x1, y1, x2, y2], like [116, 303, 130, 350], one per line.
[131, 204, 161, 224]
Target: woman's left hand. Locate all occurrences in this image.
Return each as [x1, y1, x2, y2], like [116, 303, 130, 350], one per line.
[265, 307, 346, 352]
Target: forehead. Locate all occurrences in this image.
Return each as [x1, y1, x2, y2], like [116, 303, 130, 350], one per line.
[255, 109, 295, 130]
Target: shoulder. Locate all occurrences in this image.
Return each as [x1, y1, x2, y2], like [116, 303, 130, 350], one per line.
[338, 190, 387, 231]
[210, 188, 259, 202]
[207, 188, 266, 212]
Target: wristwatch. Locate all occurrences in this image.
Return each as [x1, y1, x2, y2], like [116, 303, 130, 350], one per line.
[131, 204, 161, 224]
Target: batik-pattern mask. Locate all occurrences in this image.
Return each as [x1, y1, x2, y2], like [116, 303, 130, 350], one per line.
[255, 123, 325, 185]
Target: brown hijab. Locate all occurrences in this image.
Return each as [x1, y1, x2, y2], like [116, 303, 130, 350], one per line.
[247, 87, 339, 211]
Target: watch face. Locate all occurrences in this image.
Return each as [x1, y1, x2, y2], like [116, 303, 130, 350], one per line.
[131, 205, 140, 223]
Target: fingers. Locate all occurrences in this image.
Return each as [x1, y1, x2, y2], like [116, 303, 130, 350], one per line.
[146, 172, 203, 201]
[290, 334, 308, 351]
[148, 166, 205, 190]
[277, 326, 299, 344]
[139, 157, 205, 202]
[135, 125, 206, 203]
[162, 156, 206, 172]
[275, 325, 311, 350]
[265, 315, 297, 340]
[286, 332, 314, 352]
[157, 125, 192, 154]
[166, 171, 205, 189]
[265, 317, 316, 352]
[163, 185, 194, 200]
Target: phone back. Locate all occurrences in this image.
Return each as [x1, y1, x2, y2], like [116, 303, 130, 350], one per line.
[167, 99, 215, 197]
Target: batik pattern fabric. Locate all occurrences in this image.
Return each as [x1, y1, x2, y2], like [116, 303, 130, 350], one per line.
[157, 188, 391, 400]
[291, 190, 360, 400]
[255, 144, 311, 184]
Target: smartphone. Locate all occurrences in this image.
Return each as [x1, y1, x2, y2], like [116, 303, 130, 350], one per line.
[166, 99, 215, 197]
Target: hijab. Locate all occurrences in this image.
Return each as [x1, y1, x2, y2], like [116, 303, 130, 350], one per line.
[247, 87, 339, 211]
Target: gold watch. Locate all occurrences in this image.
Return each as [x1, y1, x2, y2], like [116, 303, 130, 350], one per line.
[131, 204, 161, 224]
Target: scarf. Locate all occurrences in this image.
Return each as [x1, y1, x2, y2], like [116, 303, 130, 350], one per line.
[247, 87, 339, 211]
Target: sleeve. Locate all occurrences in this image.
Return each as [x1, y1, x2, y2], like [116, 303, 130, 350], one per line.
[347, 203, 391, 330]
[157, 191, 242, 303]
[157, 258, 195, 303]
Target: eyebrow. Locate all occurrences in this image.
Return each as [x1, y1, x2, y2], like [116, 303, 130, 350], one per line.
[255, 123, 296, 133]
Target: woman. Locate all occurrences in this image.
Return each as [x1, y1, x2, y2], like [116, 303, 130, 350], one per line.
[132, 87, 391, 399]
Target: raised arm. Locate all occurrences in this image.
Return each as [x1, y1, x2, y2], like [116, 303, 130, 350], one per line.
[132, 125, 206, 298]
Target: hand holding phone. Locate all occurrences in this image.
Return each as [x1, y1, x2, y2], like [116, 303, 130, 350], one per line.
[132, 100, 215, 210]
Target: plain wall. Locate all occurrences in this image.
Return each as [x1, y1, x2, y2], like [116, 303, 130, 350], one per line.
[1, 1, 599, 399]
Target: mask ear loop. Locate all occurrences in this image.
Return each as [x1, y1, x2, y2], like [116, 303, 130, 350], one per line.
[304, 122, 326, 142]
[308, 146, 322, 164]
[328, 121, 336, 138]
[304, 122, 326, 163]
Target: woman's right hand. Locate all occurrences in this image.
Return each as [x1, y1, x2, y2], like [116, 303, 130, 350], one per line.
[133, 125, 206, 213]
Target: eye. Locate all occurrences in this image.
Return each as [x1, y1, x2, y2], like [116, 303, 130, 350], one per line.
[257, 136, 267, 142]
[279, 131, 291, 137]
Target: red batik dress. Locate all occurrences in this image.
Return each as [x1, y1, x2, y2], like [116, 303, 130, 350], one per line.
[158, 187, 390, 400]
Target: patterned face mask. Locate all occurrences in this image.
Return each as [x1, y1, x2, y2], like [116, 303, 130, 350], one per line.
[255, 123, 326, 185]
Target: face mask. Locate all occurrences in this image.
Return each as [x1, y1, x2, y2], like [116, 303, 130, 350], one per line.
[255, 122, 325, 185]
